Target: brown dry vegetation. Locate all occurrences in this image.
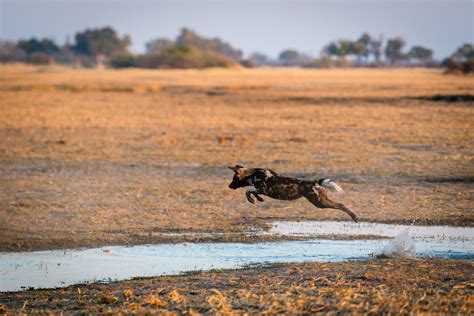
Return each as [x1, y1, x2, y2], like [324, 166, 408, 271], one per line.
[0, 64, 473, 251]
[1, 259, 472, 314]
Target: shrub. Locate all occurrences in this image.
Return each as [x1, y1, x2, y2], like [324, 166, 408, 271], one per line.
[462, 57, 474, 74]
[305, 56, 334, 68]
[138, 45, 235, 69]
[0, 41, 26, 62]
[443, 57, 463, 74]
[110, 54, 137, 68]
[443, 57, 474, 75]
[28, 52, 54, 65]
[240, 59, 256, 68]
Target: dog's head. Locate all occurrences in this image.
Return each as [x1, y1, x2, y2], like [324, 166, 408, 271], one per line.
[228, 165, 254, 189]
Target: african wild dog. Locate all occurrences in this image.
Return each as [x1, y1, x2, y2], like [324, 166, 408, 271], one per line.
[228, 165, 359, 223]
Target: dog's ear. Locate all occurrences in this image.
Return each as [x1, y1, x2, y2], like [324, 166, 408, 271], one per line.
[228, 165, 244, 173]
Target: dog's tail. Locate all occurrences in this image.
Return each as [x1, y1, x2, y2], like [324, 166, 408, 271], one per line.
[317, 178, 344, 193]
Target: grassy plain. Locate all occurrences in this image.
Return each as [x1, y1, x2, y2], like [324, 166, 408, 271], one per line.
[1, 259, 472, 314]
[0, 64, 473, 251]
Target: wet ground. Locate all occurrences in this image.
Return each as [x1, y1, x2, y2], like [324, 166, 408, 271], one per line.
[1, 221, 472, 292]
[268, 220, 474, 240]
[1, 259, 472, 314]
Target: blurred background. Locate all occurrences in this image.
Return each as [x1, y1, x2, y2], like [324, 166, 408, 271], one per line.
[1, 0, 473, 71]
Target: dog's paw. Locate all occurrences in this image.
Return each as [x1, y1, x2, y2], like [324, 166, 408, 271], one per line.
[246, 195, 256, 204]
[255, 195, 264, 202]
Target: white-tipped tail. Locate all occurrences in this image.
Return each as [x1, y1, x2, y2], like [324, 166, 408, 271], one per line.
[320, 179, 344, 193]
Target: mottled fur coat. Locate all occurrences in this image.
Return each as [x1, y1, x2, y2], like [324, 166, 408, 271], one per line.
[228, 165, 358, 222]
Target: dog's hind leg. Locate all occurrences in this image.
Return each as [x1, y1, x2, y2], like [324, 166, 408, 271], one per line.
[246, 188, 264, 204]
[304, 188, 359, 223]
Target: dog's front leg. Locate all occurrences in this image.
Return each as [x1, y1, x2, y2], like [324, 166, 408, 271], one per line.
[245, 187, 264, 204]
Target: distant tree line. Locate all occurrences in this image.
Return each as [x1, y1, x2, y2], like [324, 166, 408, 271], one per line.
[292, 33, 436, 67]
[0, 26, 472, 74]
[0, 27, 131, 67]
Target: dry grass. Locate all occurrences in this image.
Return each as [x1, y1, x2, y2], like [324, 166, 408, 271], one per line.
[0, 64, 473, 251]
[1, 259, 472, 314]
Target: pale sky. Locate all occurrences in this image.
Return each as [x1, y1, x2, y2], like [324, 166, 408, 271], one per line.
[0, 0, 472, 59]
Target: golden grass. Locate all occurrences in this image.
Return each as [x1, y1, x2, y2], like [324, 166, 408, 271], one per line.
[2, 259, 472, 314]
[0, 64, 473, 251]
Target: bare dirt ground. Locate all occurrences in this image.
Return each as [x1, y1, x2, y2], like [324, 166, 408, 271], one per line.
[0, 65, 473, 251]
[1, 259, 472, 314]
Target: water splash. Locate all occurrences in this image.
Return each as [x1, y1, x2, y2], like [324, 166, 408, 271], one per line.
[377, 228, 416, 259]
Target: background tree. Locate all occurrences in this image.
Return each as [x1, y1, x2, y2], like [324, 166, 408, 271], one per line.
[408, 46, 433, 64]
[322, 40, 353, 60]
[72, 27, 130, 67]
[370, 36, 384, 64]
[16, 38, 60, 64]
[323, 42, 339, 58]
[452, 43, 474, 60]
[323, 39, 363, 63]
[442, 57, 463, 74]
[356, 33, 372, 62]
[278, 49, 311, 66]
[17, 38, 59, 55]
[175, 28, 203, 47]
[350, 41, 365, 63]
[385, 37, 406, 65]
[175, 28, 242, 61]
[57, 36, 75, 64]
[248, 52, 271, 67]
[443, 43, 474, 74]
[145, 38, 174, 55]
[0, 40, 26, 62]
[462, 57, 474, 74]
[336, 40, 352, 59]
[278, 49, 300, 66]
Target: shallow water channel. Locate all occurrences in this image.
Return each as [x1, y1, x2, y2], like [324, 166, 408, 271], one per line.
[1, 221, 473, 292]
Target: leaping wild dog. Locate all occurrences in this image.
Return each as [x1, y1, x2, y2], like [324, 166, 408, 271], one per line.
[228, 165, 359, 223]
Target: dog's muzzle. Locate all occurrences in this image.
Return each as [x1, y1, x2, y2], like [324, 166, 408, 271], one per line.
[229, 182, 239, 189]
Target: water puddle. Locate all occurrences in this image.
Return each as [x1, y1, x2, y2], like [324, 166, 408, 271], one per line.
[268, 221, 473, 241]
[1, 221, 473, 292]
